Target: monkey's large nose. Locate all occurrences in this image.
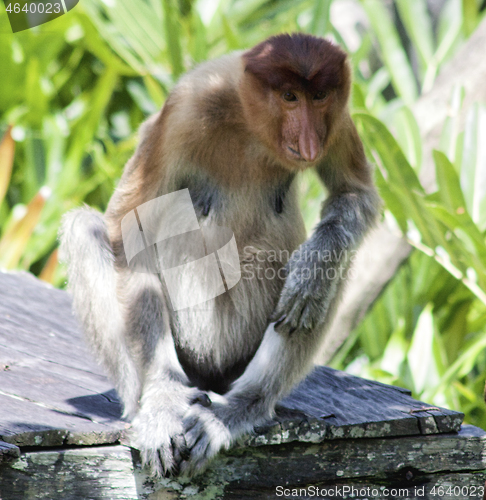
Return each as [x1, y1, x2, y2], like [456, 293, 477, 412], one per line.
[298, 129, 319, 162]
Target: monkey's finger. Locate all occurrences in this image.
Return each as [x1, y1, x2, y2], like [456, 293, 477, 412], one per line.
[157, 447, 175, 477]
[275, 318, 296, 336]
[183, 412, 208, 450]
[183, 413, 199, 435]
[183, 437, 211, 474]
[299, 300, 321, 331]
[170, 459, 180, 477]
[172, 433, 190, 463]
[274, 296, 306, 335]
[287, 298, 306, 328]
[185, 424, 205, 451]
[272, 296, 294, 322]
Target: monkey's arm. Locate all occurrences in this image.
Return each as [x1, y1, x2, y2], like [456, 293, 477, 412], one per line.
[272, 117, 380, 335]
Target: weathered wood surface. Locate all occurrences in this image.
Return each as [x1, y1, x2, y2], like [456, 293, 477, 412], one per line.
[0, 271, 463, 450]
[0, 427, 485, 499]
[0, 440, 19, 463]
[0, 271, 125, 448]
[0, 270, 484, 500]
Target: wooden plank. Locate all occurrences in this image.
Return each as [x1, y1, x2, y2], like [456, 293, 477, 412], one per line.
[0, 426, 484, 500]
[0, 394, 124, 447]
[0, 354, 121, 420]
[0, 270, 464, 450]
[213, 425, 486, 490]
[0, 440, 19, 463]
[252, 366, 463, 446]
[0, 272, 104, 374]
[0, 445, 137, 500]
[0, 271, 127, 447]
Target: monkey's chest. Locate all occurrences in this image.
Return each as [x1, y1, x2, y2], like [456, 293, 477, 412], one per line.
[164, 175, 305, 391]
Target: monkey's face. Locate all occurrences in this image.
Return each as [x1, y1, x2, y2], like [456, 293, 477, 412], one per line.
[276, 88, 332, 168]
[241, 33, 350, 172]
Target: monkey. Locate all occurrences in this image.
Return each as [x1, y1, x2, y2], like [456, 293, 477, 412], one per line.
[59, 33, 380, 477]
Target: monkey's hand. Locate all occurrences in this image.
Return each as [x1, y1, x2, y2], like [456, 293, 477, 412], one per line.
[131, 386, 212, 477]
[272, 238, 342, 335]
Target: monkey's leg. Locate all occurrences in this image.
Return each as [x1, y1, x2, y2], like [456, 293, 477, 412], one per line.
[59, 208, 142, 418]
[131, 336, 219, 476]
[60, 209, 206, 476]
[125, 278, 223, 476]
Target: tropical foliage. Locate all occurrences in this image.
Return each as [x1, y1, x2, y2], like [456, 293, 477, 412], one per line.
[0, 0, 485, 426]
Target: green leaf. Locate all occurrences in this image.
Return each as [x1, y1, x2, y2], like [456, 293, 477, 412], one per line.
[426, 203, 486, 270]
[61, 64, 119, 191]
[185, 8, 208, 63]
[462, 0, 479, 36]
[308, 0, 331, 36]
[439, 85, 465, 163]
[355, 113, 423, 192]
[351, 82, 366, 110]
[407, 304, 439, 394]
[163, 0, 184, 77]
[374, 168, 408, 233]
[360, 0, 418, 104]
[460, 104, 486, 230]
[395, 0, 434, 72]
[221, 14, 240, 50]
[433, 150, 466, 212]
[380, 318, 407, 377]
[423, 0, 463, 92]
[394, 106, 422, 171]
[365, 67, 390, 110]
[354, 113, 438, 246]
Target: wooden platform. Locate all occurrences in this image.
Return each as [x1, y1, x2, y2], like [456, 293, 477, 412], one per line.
[0, 270, 485, 499]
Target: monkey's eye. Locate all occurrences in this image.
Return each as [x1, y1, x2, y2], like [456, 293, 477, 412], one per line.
[282, 92, 298, 102]
[313, 91, 329, 101]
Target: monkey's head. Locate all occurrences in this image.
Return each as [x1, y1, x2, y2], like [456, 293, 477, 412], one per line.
[240, 33, 350, 171]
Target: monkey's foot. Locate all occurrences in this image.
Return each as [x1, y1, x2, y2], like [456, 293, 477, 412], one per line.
[179, 403, 233, 476]
[131, 387, 210, 477]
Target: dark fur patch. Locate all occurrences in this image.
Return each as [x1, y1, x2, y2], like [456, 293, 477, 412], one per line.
[176, 174, 219, 218]
[174, 342, 253, 394]
[274, 174, 295, 214]
[243, 33, 347, 94]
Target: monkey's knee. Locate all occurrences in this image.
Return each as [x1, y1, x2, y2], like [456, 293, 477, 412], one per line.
[59, 207, 112, 265]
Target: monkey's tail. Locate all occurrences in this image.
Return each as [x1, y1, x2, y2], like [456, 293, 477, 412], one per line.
[59, 207, 141, 418]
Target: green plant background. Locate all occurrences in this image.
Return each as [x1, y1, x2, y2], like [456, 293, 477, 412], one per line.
[0, 0, 485, 428]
